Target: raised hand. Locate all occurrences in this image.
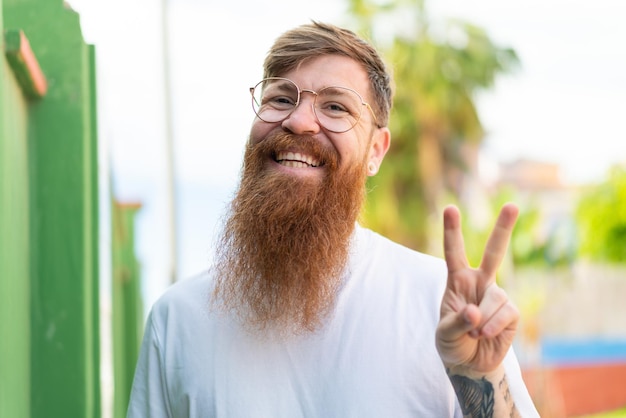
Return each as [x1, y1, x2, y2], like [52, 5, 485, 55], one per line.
[436, 203, 520, 374]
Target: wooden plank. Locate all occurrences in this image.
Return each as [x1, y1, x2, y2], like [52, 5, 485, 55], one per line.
[4, 29, 47, 99]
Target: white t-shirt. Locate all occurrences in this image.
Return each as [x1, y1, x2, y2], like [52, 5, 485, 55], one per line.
[127, 225, 539, 417]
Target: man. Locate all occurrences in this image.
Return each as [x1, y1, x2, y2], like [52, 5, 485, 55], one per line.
[127, 22, 539, 417]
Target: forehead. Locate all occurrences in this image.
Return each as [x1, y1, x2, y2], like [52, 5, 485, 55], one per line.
[280, 55, 370, 94]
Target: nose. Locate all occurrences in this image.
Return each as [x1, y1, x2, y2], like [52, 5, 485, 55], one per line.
[281, 94, 321, 135]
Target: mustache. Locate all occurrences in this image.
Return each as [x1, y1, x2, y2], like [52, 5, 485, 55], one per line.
[247, 131, 339, 170]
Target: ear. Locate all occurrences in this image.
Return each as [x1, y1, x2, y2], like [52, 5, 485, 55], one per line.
[367, 127, 391, 176]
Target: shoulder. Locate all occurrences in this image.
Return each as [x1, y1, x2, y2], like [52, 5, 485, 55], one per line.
[354, 225, 447, 279]
[148, 271, 213, 326]
[347, 225, 449, 307]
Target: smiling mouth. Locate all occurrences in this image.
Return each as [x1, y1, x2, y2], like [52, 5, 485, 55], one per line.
[275, 151, 322, 168]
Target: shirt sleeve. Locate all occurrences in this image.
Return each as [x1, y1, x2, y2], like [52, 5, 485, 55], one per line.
[126, 310, 172, 418]
[504, 347, 540, 417]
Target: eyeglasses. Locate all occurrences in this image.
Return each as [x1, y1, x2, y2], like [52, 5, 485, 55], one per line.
[250, 77, 379, 133]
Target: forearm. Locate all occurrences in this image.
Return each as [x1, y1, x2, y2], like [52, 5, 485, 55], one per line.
[447, 365, 521, 418]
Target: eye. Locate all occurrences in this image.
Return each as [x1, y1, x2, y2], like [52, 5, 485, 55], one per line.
[317, 87, 362, 118]
[327, 102, 349, 113]
[318, 99, 360, 120]
[264, 94, 296, 110]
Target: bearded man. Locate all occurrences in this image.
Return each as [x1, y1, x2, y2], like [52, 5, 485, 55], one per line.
[127, 22, 539, 418]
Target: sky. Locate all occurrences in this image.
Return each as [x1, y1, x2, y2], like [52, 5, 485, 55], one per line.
[430, 0, 626, 184]
[70, 0, 626, 310]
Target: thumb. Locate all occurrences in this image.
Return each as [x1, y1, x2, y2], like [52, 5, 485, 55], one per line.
[438, 304, 481, 343]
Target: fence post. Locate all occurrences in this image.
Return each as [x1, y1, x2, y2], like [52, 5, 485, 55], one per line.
[3, 0, 100, 416]
[112, 200, 144, 418]
[0, 21, 33, 418]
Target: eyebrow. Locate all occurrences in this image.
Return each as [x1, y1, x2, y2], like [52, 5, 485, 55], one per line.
[318, 86, 358, 97]
[267, 80, 297, 93]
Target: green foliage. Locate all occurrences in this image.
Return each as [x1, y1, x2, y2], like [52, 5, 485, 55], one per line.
[481, 185, 577, 268]
[510, 203, 576, 267]
[349, 0, 519, 251]
[510, 204, 544, 265]
[576, 166, 626, 263]
[580, 406, 626, 417]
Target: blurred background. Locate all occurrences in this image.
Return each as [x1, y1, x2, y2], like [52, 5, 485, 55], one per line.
[1, 0, 625, 417]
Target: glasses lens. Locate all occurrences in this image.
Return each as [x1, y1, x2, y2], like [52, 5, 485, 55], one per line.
[314, 87, 364, 133]
[252, 78, 299, 123]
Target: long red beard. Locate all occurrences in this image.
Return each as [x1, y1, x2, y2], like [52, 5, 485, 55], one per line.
[212, 131, 369, 334]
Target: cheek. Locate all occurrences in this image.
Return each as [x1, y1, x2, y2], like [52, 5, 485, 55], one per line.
[335, 132, 370, 166]
[249, 120, 276, 145]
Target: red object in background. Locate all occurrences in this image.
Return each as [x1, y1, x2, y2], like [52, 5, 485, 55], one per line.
[523, 363, 626, 417]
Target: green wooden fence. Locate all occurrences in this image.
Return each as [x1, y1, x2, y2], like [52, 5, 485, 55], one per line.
[112, 200, 144, 418]
[1, 2, 146, 416]
[1, 0, 100, 416]
[0, 26, 32, 418]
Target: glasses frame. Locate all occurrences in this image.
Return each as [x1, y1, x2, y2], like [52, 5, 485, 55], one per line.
[249, 77, 380, 133]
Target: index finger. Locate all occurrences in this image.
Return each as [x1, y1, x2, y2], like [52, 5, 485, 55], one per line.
[479, 203, 519, 278]
[443, 205, 469, 274]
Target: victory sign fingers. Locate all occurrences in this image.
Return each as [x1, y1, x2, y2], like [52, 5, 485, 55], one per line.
[438, 203, 521, 371]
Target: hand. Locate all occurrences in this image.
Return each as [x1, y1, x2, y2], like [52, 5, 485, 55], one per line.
[435, 203, 520, 374]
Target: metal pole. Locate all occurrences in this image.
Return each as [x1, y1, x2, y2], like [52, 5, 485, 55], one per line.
[161, 0, 178, 284]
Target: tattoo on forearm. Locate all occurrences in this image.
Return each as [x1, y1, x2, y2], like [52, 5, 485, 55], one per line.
[447, 369, 522, 418]
[499, 375, 521, 418]
[449, 374, 495, 417]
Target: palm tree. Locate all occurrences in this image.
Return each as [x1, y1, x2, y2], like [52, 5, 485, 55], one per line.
[346, 0, 519, 250]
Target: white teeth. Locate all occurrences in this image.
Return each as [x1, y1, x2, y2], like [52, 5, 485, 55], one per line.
[282, 160, 308, 168]
[276, 151, 319, 167]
